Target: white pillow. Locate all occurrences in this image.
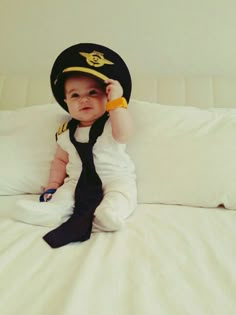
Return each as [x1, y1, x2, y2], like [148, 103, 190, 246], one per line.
[0, 104, 69, 195]
[127, 100, 236, 209]
[1, 100, 236, 211]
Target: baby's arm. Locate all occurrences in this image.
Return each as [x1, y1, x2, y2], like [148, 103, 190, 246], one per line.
[105, 79, 133, 144]
[44, 144, 69, 191]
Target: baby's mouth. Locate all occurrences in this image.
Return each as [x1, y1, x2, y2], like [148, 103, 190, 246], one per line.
[80, 106, 92, 111]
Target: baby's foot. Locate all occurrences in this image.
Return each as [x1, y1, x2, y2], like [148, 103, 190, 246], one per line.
[93, 208, 124, 232]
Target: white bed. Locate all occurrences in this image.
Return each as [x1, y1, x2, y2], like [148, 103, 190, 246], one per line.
[1, 75, 236, 315]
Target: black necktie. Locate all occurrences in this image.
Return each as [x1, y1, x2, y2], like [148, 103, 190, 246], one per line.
[43, 113, 108, 248]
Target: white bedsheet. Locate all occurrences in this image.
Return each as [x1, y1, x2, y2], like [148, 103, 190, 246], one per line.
[0, 195, 236, 315]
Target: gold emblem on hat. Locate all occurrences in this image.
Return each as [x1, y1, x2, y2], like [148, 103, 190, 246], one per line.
[79, 51, 114, 67]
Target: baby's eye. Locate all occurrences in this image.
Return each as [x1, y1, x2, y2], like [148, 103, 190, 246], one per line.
[89, 89, 98, 96]
[71, 93, 79, 98]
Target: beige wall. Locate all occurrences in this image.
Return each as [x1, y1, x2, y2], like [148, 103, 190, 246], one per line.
[0, 0, 236, 77]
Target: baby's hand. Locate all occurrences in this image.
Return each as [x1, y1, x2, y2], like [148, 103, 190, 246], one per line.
[105, 79, 123, 101]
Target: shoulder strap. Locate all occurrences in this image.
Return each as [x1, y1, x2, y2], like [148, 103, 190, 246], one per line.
[55, 120, 70, 140]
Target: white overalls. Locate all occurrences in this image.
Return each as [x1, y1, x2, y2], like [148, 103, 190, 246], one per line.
[16, 119, 137, 232]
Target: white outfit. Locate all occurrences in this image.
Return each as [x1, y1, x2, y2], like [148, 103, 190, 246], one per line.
[16, 119, 137, 232]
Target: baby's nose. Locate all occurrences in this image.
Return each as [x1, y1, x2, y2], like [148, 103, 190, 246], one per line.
[79, 95, 89, 103]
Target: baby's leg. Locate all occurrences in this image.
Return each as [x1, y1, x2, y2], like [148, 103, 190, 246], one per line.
[93, 179, 137, 232]
[15, 181, 76, 227]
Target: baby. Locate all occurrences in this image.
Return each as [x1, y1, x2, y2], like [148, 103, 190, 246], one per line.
[16, 43, 137, 248]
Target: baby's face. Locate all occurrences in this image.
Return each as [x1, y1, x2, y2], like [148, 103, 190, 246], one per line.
[64, 75, 108, 127]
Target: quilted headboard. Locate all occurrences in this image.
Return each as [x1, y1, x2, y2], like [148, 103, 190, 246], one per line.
[1, 74, 236, 109]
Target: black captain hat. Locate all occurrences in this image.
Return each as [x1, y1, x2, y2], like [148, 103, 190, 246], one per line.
[50, 43, 132, 112]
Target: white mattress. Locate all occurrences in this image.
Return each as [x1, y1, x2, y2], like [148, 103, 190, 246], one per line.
[1, 195, 236, 315]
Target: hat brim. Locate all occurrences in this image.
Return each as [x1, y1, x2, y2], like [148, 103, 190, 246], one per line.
[54, 67, 109, 85]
